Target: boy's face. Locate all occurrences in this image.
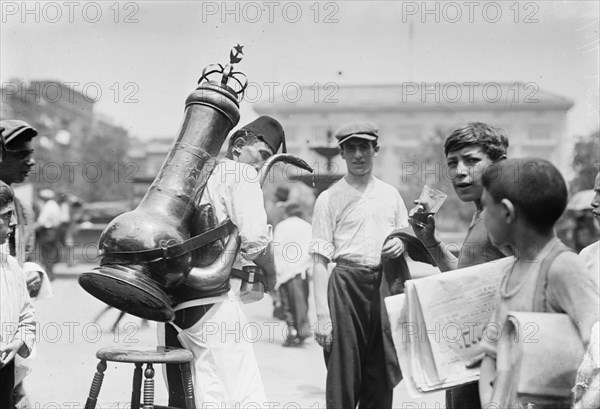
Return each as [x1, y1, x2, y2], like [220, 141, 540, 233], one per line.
[446, 145, 494, 203]
[0, 139, 35, 185]
[0, 201, 16, 244]
[236, 139, 274, 169]
[340, 138, 378, 177]
[591, 173, 600, 227]
[481, 188, 510, 247]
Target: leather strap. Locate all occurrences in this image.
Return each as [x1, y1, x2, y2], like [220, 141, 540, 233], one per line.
[230, 267, 266, 286]
[100, 219, 235, 265]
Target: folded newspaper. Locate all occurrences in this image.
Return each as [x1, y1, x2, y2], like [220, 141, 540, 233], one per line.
[385, 256, 514, 395]
[491, 312, 584, 407]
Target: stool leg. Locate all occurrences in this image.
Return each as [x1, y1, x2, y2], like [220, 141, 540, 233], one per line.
[84, 360, 107, 409]
[180, 362, 196, 409]
[142, 363, 155, 409]
[131, 363, 143, 409]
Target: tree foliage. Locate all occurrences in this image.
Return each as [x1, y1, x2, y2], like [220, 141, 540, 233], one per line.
[570, 129, 600, 193]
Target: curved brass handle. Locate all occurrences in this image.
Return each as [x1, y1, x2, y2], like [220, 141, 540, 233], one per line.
[184, 227, 240, 290]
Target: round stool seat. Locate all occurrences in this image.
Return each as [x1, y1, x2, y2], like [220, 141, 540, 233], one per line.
[96, 346, 193, 364]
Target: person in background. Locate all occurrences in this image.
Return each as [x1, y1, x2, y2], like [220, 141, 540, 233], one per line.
[270, 186, 290, 321]
[273, 201, 312, 347]
[0, 120, 42, 291]
[0, 181, 36, 409]
[410, 122, 510, 409]
[35, 189, 62, 281]
[477, 158, 599, 405]
[572, 170, 600, 409]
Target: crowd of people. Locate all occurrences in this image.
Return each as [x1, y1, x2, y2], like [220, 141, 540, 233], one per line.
[1, 116, 598, 408]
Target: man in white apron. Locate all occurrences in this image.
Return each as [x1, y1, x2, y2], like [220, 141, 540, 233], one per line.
[158, 116, 286, 408]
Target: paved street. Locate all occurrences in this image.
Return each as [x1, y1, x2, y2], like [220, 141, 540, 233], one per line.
[24, 263, 444, 409]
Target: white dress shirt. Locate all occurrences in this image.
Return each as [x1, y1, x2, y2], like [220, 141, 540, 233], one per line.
[310, 176, 408, 266]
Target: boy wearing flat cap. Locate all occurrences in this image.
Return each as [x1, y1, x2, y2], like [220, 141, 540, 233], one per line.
[0, 120, 43, 289]
[310, 121, 409, 408]
[161, 116, 284, 407]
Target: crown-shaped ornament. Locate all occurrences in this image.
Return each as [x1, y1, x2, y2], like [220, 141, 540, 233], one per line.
[198, 44, 248, 102]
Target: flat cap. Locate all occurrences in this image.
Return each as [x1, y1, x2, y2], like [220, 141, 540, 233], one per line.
[334, 121, 378, 146]
[0, 119, 38, 145]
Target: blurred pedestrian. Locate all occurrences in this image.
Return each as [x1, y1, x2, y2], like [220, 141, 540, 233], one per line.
[273, 201, 312, 346]
[35, 189, 62, 280]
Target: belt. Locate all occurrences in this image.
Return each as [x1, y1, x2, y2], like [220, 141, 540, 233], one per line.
[335, 258, 381, 271]
[172, 304, 214, 330]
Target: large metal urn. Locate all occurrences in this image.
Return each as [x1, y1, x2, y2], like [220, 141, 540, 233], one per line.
[79, 50, 248, 322]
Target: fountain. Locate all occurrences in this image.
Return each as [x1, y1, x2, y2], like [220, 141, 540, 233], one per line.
[291, 130, 345, 196]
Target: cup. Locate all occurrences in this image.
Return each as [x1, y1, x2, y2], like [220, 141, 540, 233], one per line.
[409, 185, 447, 228]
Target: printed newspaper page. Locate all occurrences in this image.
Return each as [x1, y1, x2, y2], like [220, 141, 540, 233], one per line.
[386, 257, 514, 395]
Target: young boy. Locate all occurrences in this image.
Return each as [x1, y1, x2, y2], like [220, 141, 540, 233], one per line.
[0, 181, 36, 408]
[410, 122, 509, 407]
[478, 158, 600, 405]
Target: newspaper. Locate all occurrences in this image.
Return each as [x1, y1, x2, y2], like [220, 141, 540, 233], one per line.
[385, 256, 514, 395]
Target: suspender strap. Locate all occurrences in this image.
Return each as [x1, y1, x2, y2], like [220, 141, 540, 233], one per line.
[531, 240, 573, 312]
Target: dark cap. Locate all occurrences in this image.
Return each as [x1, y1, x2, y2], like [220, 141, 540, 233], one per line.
[274, 186, 290, 203]
[0, 120, 38, 146]
[242, 116, 286, 154]
[334, 121, 378, 146]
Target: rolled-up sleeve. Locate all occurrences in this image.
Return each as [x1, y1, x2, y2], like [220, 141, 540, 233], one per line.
[309, 192, 336, 261]
[227, 164, 272, 261]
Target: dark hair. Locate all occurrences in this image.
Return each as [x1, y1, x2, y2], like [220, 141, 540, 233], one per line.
[226, 128, 263, 156]
[482, 158, 567, 231]
[444, 122, 509, 161]
[0, 180, 15, 208]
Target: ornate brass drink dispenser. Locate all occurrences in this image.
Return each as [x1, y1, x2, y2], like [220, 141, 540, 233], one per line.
[79, 48, 249, 322]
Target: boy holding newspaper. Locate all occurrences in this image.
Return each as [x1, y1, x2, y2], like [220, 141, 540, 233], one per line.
[477, 158, 599, 405]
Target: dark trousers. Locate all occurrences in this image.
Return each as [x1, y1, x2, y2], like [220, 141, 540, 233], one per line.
[446, 382, 481, 409]
[164, 304, 213, 408]
[0, 360, 15, 409]
[279, 274, 310, 340]
[324, 260, 393, 409]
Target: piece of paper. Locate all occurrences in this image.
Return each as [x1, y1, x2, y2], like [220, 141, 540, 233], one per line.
[386, 256, 514, 395]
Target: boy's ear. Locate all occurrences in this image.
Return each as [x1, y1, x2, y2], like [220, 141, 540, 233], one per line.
[233, 137, 246, 149]
[500, 198, 516, 223]
[339, 145, 345, 159]
[373, 145, 380, 155]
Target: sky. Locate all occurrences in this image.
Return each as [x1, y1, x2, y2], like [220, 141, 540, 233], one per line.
[1, 1, 599, 141]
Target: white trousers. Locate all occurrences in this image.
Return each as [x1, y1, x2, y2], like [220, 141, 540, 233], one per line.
[158, 291, 267, 407]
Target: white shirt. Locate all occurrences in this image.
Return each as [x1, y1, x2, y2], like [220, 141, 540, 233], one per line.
[580, 241, 600, 288]
[201, 158, 272, 264]
[273, 215, 312, 289]
[37, 199, 62, 229]
[310, 176, 408, 266]
[0, 254, 35, 357]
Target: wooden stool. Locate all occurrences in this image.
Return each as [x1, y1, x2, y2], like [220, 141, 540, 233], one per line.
[84, 346, 195, 409]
